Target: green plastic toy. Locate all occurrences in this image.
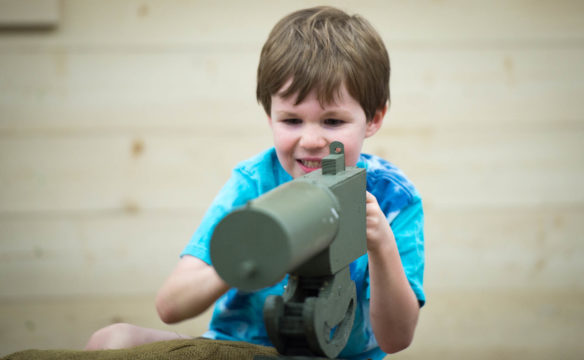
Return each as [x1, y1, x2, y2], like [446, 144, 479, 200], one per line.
[211, 141, 366, 359]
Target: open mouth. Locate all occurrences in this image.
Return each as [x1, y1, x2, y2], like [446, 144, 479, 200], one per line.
[297, 159, 322, 173]
[299, 159, 321, 169]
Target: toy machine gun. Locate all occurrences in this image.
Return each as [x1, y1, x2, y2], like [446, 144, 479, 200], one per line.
[210, 141, 366, 359]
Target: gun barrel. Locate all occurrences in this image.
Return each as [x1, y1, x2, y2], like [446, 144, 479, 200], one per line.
[210, 180, 340, 291]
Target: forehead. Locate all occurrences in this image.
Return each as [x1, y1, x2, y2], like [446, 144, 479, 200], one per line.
[273, 80, 359, 111]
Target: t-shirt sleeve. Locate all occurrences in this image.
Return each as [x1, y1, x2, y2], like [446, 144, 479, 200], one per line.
[391, 197, 426, 306]
[180, 169, 257, 265]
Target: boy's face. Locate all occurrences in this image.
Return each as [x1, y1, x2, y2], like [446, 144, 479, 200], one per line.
[268, 82, 385, 179]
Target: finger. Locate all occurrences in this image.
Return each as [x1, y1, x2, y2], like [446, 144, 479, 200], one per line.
[366, 197, 381, 215]
[365, 191, 376, 203]
[366, 215, 379, 228]
[366, 206, 378, 217]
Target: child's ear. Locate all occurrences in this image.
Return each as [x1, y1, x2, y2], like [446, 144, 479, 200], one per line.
[365, 104, 387, 138]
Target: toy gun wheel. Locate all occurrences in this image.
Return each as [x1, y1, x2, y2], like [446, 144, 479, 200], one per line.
[263, 267, 356, 359]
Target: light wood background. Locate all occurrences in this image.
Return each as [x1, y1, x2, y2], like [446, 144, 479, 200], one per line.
[1, 1, 583, 358]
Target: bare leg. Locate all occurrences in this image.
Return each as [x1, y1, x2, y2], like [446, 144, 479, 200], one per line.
[84, 323, 192, 350]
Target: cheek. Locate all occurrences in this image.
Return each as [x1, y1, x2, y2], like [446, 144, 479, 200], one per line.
[345, 152, 360, 167]
[342, 138, 365, 166]
[272, 131, 293, 152]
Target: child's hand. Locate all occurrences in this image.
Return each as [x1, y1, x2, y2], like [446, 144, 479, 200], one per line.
[365, 191, 420, 353]
[365, 191, 396, 253]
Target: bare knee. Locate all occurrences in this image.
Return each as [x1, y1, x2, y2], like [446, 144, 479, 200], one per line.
[85, 323, 139, 350]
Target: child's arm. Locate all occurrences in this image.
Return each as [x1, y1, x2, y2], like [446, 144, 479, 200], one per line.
[155, 256, 229, 324]
[365, 192, 420, 354]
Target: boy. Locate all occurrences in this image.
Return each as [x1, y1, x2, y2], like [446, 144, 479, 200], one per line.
[86, 6, 425, 359]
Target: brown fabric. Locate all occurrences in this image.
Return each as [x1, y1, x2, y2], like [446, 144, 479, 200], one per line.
[2, 338, 279, 360]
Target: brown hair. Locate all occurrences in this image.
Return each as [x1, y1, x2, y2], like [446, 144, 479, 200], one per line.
[256, 6, 390, 121]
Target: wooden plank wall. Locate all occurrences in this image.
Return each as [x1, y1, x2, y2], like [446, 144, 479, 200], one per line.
[1, 1, 583, 358]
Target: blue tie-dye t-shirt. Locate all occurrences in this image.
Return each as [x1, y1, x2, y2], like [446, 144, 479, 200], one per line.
[181, 148, 425, 360]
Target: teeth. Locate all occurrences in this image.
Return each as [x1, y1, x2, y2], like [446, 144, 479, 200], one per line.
[301, 160, 321, 168]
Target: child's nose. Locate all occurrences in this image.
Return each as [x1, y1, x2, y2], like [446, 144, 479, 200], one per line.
[299, 129, 327, 150]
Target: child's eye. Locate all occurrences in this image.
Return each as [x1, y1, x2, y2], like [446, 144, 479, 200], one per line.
[324, 118, 345, 127]
[282, 118, 302, 125]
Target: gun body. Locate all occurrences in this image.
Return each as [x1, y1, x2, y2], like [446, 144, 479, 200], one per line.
[210, 142, 367, 358]
[210, 151, 366, 291]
